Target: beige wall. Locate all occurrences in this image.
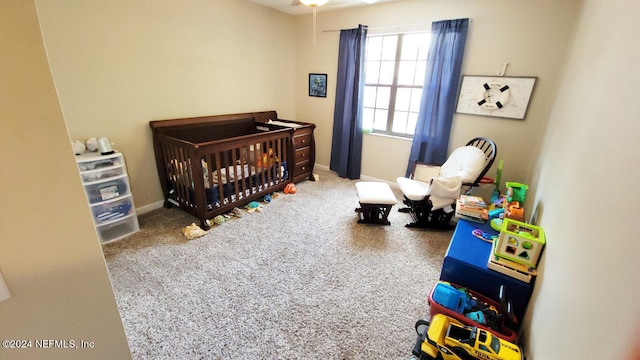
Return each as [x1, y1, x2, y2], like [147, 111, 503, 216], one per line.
[0, 1, 130, 359]
[527, 0, 640, 358]
[29, 0, 640, 358]
[295, 0, 580, 198]
[38, 0, 580, 213]
[36, 0, 298, 211]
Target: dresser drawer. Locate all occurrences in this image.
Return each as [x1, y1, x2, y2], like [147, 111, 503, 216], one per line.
[294, 146, 311, 163]
[293, 133, 312, 148]
[294, 160, 312, 175]
[294, 126, 313, 136]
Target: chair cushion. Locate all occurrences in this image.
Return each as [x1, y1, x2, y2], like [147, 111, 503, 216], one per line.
[356, 182, 397, 205]
[396, 177, 431, 201]
[439, 146, 487, 183]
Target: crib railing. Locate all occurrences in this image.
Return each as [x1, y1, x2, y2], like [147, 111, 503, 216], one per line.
[155, 128, 292, 227]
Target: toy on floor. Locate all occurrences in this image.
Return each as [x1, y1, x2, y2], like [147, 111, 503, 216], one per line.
[262, 194, 272, 203]
[245, 201, 263, 213]
[205, 215, 227, 227]
[215, 215, 229, 224]
[182, 223, 207, 240]
[284, 183, 297, 194]
[230, 207, 242, 217]
[413, 314, 523, 360]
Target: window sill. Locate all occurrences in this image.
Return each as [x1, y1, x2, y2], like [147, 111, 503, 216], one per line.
[364, 131, 413, 142]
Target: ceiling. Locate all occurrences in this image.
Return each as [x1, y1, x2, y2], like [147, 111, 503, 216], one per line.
[248, 0, 400, 16]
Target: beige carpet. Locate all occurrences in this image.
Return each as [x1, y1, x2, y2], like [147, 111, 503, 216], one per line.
[102, 168, 454, 359]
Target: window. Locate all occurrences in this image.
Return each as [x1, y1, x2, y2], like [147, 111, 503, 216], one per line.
[363, 32, 431, 137]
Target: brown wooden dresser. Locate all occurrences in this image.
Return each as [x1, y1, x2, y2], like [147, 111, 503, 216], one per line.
[252, 111, 316, 183]
[291, 122, 316, 182]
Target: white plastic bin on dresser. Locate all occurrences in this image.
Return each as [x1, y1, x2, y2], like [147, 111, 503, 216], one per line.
[76, 151, 139, 244]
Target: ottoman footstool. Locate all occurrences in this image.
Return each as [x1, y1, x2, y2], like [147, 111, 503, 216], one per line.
[355, 182, 398, 225]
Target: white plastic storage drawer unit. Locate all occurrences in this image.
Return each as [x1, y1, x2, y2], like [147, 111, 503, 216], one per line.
[76, 151, 139, 244]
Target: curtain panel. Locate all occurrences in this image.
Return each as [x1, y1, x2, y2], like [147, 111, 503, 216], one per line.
[330, 24, 368, 179]
[406, 18, 469, 176]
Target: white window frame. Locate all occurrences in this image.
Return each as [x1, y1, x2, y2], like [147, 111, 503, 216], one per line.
[363, 32, 431, 138]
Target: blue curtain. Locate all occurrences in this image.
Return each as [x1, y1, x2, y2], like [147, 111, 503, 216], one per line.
[406, 18, 469, 176]
[330, 25, 368, 179]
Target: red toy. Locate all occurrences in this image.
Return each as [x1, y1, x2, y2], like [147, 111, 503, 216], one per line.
[428, 281, 518, 343]
[284, 183, 297, 194]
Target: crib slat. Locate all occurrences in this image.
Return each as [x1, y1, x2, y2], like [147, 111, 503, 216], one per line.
[213, 150, 224, 209]
[276, 137, 284, 182]
[166, 140, 184, 205]
[237, 144, 249, 199]
[225, 149, 238, 203]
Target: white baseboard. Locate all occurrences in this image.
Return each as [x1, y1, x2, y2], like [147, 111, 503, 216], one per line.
[136, 200, 164, 215]
[313, 164, 400, 190]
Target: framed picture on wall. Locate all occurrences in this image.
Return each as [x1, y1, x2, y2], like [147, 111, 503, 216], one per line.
[456, 75, 537, 119]
[309, 73, 327, 98]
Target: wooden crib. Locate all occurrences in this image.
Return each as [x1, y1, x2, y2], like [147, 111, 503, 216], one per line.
[149, 111, 294, 229]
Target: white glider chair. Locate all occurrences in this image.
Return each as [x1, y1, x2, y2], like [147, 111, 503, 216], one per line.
[396, 137, 497, 229]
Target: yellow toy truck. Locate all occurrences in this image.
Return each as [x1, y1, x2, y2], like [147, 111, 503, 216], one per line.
[413, 313, 523, 360]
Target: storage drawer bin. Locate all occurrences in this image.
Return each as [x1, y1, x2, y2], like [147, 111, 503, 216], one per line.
[96, 216, 139, 243]
[85, 177, 128, 203]
[80, 165, 126, 182]
[77, 154, 122, 172]
[76, 151, 139, 244]
[92, 197, 133, 224]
